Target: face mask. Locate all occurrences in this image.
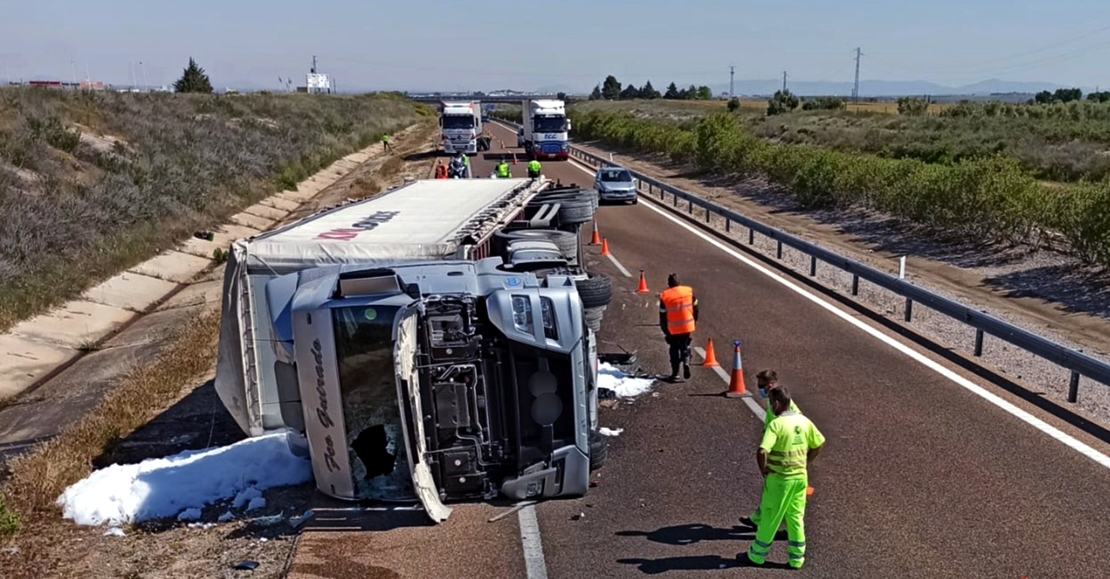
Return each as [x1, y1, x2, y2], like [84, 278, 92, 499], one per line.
[758, 387, 767, 398]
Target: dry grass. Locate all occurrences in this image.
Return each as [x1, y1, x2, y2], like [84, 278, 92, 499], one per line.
[0, 88, 430, 333]
[0, 308, 220, 549]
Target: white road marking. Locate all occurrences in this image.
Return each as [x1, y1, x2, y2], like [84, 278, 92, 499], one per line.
[606, 253, 633, 278]
[518, 504, 549, 579]
[568, 154, 1110, 471]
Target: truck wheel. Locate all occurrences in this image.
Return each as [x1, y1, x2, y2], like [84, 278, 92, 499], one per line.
[576, 273, 612, 308]
[589, 429, 608, 471]
[557, 200, 594, 225]
[584, 306, 604, 332]
[496, 229, 578, 261]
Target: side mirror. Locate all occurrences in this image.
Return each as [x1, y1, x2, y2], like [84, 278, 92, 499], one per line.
[566, 120, 572, 131]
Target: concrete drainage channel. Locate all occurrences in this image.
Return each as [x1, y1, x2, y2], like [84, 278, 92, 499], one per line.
[0, 129, 430, 454]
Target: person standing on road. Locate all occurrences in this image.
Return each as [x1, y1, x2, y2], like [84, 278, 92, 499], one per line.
[496, 159, 511, 178]
[740, 369, 801, 529]
[435, 160, 448, 179]
[381, 133, 391, 153]
[658, 273, 698, 382]
[744, 386, 824, 570]
[527, 158, 542, 178]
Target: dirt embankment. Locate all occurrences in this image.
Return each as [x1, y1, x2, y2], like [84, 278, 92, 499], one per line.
[0, 88, 433, 333]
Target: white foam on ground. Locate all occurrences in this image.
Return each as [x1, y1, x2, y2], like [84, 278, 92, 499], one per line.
[598, 362, 656, 398]
[56, 431, 312, 527]
[599, 427, 624, 436]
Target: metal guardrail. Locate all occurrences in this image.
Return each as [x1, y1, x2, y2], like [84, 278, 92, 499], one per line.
[491, 117, 1110, 403]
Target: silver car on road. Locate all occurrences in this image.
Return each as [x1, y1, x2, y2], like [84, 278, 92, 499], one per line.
[594, 166, 638, 204]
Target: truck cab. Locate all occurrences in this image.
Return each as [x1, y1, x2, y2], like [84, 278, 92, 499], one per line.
[272, 260, 593, 521]
[521, 99, 572, 161]
[440, 101, 484, 155]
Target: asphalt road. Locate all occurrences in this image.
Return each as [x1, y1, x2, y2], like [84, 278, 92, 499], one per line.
[291, 126, 1110, 579]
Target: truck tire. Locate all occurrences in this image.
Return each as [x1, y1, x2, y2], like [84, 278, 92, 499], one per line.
[495, 229, 578, 262]
[584, 306, 604, 332]
[575, 273, 612, 308]
[589, 429, 608, 471]
[558, 200, 594, 225]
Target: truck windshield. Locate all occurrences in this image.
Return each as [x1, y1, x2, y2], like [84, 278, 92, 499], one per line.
[533, 116, 567, 133]
[442, 116, 475, 130]
[331, 304, 409, 499]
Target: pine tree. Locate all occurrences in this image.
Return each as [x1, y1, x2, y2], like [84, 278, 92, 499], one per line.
[589, 84, 602, 100]
[174, 57, 214, 94]
[664, 82, 680, 99]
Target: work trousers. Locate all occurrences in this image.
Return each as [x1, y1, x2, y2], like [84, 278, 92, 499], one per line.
[527, 168, 541, 178]
[746, 475, 807, 569]
[665, 333, 692, 376]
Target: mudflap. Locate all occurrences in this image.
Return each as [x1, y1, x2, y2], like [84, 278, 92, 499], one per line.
[394, 302, 453, 523]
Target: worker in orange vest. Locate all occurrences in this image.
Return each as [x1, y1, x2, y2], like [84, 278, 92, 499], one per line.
[658, 273, 699, 382]
[434, 161, 448, 179]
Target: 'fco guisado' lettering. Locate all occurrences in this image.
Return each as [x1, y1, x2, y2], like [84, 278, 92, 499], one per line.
[311, 339, 341, 473]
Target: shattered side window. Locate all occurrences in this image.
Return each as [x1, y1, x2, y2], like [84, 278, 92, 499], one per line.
[331, 305, 413, 501]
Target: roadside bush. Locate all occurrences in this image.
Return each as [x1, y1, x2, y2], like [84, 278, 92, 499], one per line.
[802, 97, 846, 111]
[571, 108, 1110, 267]
[897, 97, 930, 116]
[0, 88, 425, 331]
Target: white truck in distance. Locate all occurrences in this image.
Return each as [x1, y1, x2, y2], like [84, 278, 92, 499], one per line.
[440, 101, 483, 155]
[518, 99, 571, 161]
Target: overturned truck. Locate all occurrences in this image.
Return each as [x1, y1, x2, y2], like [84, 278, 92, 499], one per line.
[214, 177, 612, 521]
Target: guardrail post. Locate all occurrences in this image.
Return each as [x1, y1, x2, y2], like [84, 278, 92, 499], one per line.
[1068, 371, 1081, 403]
[973, 329, 984, 357]
[809, 255, 817, 277]
[776, 240, 783, 259]
[904, 298, 913, 322]
[705, 206, 711, 223]
[673, 193, 678, 207]
[688, 200, 693, 215]
[747, 227, 753, 244]
[725, 218, 731, 232]
[851, 274, 859, 296]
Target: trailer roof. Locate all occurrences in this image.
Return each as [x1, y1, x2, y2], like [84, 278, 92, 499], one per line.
[239, 178, 541, 271]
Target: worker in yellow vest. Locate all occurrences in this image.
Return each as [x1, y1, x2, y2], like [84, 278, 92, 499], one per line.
[496, 159, 511, 178]
[527, 158, 542, 178]
[744, 386, 825, 570]
[658, 273, 698, 381]
[740, 368, 801, 529]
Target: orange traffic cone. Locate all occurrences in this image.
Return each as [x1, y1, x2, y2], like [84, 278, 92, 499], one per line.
[806, 486, 814, 496]
[590, 221, 601, 245]
[701, 338, 720, 367]
[512, 153, 517, 165]
[725, 340, 749, 398]
[636, 270, 649, 293]
[600, 238, 611, 256]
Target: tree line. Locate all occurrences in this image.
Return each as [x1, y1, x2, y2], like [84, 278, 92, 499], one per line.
[589, 75, 715, 101]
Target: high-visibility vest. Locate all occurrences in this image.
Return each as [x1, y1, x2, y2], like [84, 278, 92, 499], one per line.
[761, 410, 825, 480]
[528, 160, 541, 172]
[659, 286, 696, 334]
[496, 163, 510, 177]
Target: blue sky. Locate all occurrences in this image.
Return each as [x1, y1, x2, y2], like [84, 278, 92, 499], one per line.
[2, 0, 1110, 92]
